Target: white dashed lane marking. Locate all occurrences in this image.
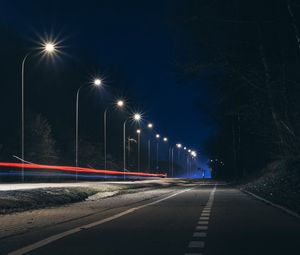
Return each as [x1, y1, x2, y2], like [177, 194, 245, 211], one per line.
[199, 217, 209, 220]
[196, 225, 208, 230]
[193, 232, 207, 237]
[188, 241, 205, 248]
[198, 221, 209, 225]
[184, 185, 217, 255]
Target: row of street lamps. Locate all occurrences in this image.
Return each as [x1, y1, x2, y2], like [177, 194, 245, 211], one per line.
[20, 40, 198, 180]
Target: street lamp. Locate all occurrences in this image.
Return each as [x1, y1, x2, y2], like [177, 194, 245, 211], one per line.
[117, 100, 124, 107]
[123, 113, 141, 178]
[75, 78, 102, 180]
[176, 143, 182, 170]
[189, 150, 197, 177]
[136, 129, 141, 172]
[191, 150, 197, 157]
[162, 137, 169, 175]
[176, 143, 182, 148]
[183, 148, 190, 177]
[155, 134, 160, 171]
[147, 123, 153, 171]
[134, 113, 141, 121]
[21, 41, 57, 182]
[103, 99, 125, 169]
[44, 43, 55, 53]
[94, 78, 101, 86]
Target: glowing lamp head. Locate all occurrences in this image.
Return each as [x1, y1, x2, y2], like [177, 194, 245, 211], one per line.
[44, 42, 55, 53]
[184, 147, 187, 150]
[136, 129, 141, 134]
[117, 100, 124, 107]
[94, 78, 102, 86]
[188, 149, 191, 153]
[176, 143, 182, 148]
[133, 113, 141, 121]
[156, 134, 160, 139]
[147, 123, 153, 129]
[163, 137, 168, 142]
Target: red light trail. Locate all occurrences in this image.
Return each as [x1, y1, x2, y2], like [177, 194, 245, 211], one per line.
[0, 162, 167, 178]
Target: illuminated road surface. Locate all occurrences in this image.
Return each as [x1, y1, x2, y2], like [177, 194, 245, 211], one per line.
[1, 182, 299, 255]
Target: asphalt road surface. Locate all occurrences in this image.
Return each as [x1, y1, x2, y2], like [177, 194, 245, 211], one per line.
[1, 182, 299, 255]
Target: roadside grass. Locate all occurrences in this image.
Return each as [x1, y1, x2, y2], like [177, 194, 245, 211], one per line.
[0, 187, 99, 214]
[0, 180, 173, 214]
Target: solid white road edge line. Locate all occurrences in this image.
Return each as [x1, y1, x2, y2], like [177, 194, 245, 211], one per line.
[6, 188, 192, 255]
[241, 189, 300, 220]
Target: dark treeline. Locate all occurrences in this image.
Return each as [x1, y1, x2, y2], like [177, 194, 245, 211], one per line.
[175, 0, 300, 179]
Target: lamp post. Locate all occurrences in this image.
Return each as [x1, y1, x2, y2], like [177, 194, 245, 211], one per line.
[104, 99, 124, 169]
[155, 134, 160, 172]
[176, 143, 182, 161]
[176, 143, 182, 174]
[147, 123, 153, 172]
[163, 137, 168, 173]
[21, 42, 57, 182]
[183, 146, 188, 177]
[75, 78, 102, 180]
[171, 146, 174, 177]
[136, 129, 141, 172]
[189, 150, 197, 177]
[123, 113, 141, 180]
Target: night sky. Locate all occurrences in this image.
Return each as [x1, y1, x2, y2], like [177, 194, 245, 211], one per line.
[0, 0, 216, 159]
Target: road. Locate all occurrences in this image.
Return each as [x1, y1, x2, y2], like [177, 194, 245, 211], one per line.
[0, 181, 299, 255]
